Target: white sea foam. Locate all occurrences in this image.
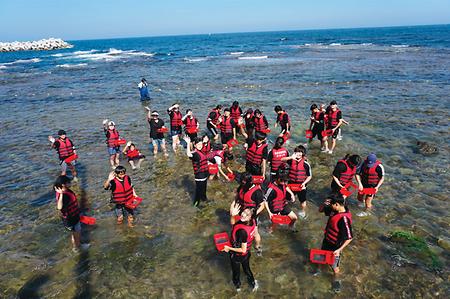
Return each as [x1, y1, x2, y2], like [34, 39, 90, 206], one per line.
[69, 48, 154, 61]
[329, 43, 342, 46]
[230, 52, 244, 55]
[56, 63, 88, 69]
[392, 45, 409, 48]
[184, 57, 208, 62]
[1, 58, 42, 66]
[238, 55, 268, 60]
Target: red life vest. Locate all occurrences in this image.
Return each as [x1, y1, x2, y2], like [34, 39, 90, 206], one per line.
[362, 160, 382, 185]
[170, 110, 183, 128]
[245, 112, 255, 127]
[231, 221, 256, 256]
[254, 116, 267, 132]
[185, 117, 198, 132]
[324, 211, 352, 245]
[267, 182, 287, 213]
[106, 129, 120, 148]
[57, 138, 74, 159]
[111, 176, 134, 204]
[208, 109, 221, 125]
[337, 159, 356, 186]
[277, 111, 291, 126]
[126, 149, 140, 159]
[246, 142, 268, 166]
[270, 147, 289, 173]
[289, 158, 308, 184]
[192, 150, 209, 175]
[56, 190, 80, 219]
[238, 185, 261, 209]
[230, 106, 241, 122]
[201, 141, 211, 154]
[220, 116, 233, 134]
[328, 109, 341, 128]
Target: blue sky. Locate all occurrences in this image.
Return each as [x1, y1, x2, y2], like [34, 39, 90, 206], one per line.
[0, 0, 449, 41]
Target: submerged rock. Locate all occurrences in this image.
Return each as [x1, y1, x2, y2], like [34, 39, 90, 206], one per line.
[416, 141, 438, 156]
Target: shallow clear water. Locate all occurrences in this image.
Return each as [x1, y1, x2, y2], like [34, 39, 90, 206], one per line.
[0, 25, 449, 298]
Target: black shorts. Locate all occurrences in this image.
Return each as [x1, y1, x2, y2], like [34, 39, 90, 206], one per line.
[321, 239, 341, 269]
[274, 206, 291, 216]
[246, 163, 262, 176]
[207, 125, 218, 136]
[221, 133, 233, 144]
[291, 189, 307, 203]
[312, 125, 324, 140]
[331, 127, 340, 139]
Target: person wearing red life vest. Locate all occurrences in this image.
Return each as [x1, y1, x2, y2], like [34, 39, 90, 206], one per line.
[281, 145, 312, 219]
[182, 109, 200, 140]
[208, 143, 234, 182]
[324, 101, 349, 155]
[54, 175, 82, 251]
[102, 120, 122, 168]
[244, 132, 268, 179]
[252, 109, 269, 137]
[219, 108, 237, 146]
[231, 173, 265, 256]
[355, 153, 385, 217]
[308, 104, 327, 151]
[243, 108, 255, 138]
[167, 103, 183, 152]
[48, 129, 78, 180]
[200, 134, 212, 155]
[230, 101, 248, 138]
[331, 154, 361, 199]
[274, 105, 290, 138]
[267, 137, 289, 180]
[103, 166, 138, 227]
[146, 109, 169, 157]
[222, 204, 259, 292]
[317, 195, 353, 293]
[122, 141, 146, 169]
[206, 105, 222, 141]
[184, 136, 209, 207]
[263, 169, 298, 229]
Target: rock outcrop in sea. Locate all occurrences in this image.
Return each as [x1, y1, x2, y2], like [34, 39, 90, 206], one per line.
[0, 38, 72, 52]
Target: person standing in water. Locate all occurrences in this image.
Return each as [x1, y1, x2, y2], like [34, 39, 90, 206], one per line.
[147, 109, 169, 157]
[318, 195, 353, 293]
[281, 145, 312, 219]
[223, 204, 259, 292]
[274, 105, 291, 138]
[167, 103, 183, 153]
[54, 175, 81, 251]
[206, 105, 222, 141]
[103, 166, 139, 227]
[138, 78, 150, 101]
[331, 154, 361, 199]
[185, 136, 209, 207]
[103, 120, 122, 169]
[324, 101, 344, 154]
[122, 141, 145, 169]
[267, 137, 289, 181]
[355, 153, 385, 217]
[244, 132, 268, 179]
[48, 129, 78, 180]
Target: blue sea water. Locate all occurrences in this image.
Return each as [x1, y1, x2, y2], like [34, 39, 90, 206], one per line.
[0, 25, 449, 297]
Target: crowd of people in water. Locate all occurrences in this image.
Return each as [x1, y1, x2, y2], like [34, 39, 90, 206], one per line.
[48, 81, 385, 293]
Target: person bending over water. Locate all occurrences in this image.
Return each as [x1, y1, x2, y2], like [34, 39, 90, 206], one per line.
[138, 78, 150, 101]
[122, 141, 145, 169]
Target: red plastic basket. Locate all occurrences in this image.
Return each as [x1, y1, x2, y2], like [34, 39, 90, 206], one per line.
[116, 139, 127, 145]
[208, 164, 219, 174]
[125, 197, 143, 209]
[321, 129, 333, 137]
[271, 214, 292, 225]
[261, 128, 271, 134]
[282, 132, 291, 142]
[80, 215, 96, 225]
[340, 182, 358, 197]
[227, 172, 236, 181]
[227, 138, 239, 148]
[252, 175, 264, 184]
[186, 128, 198, 134]
[361, 188, 377, 195]
[287, 183, 302, 192]
[64, 154, 78, 163]
[213, 232, 231, 251]
[157, 127, 169, 133]
[305, 130, 313, 139]
[310, 249, 335, 265]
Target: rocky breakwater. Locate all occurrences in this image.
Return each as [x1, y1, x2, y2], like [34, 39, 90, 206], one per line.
[0, 38, 72, 52]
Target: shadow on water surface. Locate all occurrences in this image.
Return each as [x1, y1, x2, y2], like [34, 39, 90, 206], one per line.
[17, 274, 50, 299]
